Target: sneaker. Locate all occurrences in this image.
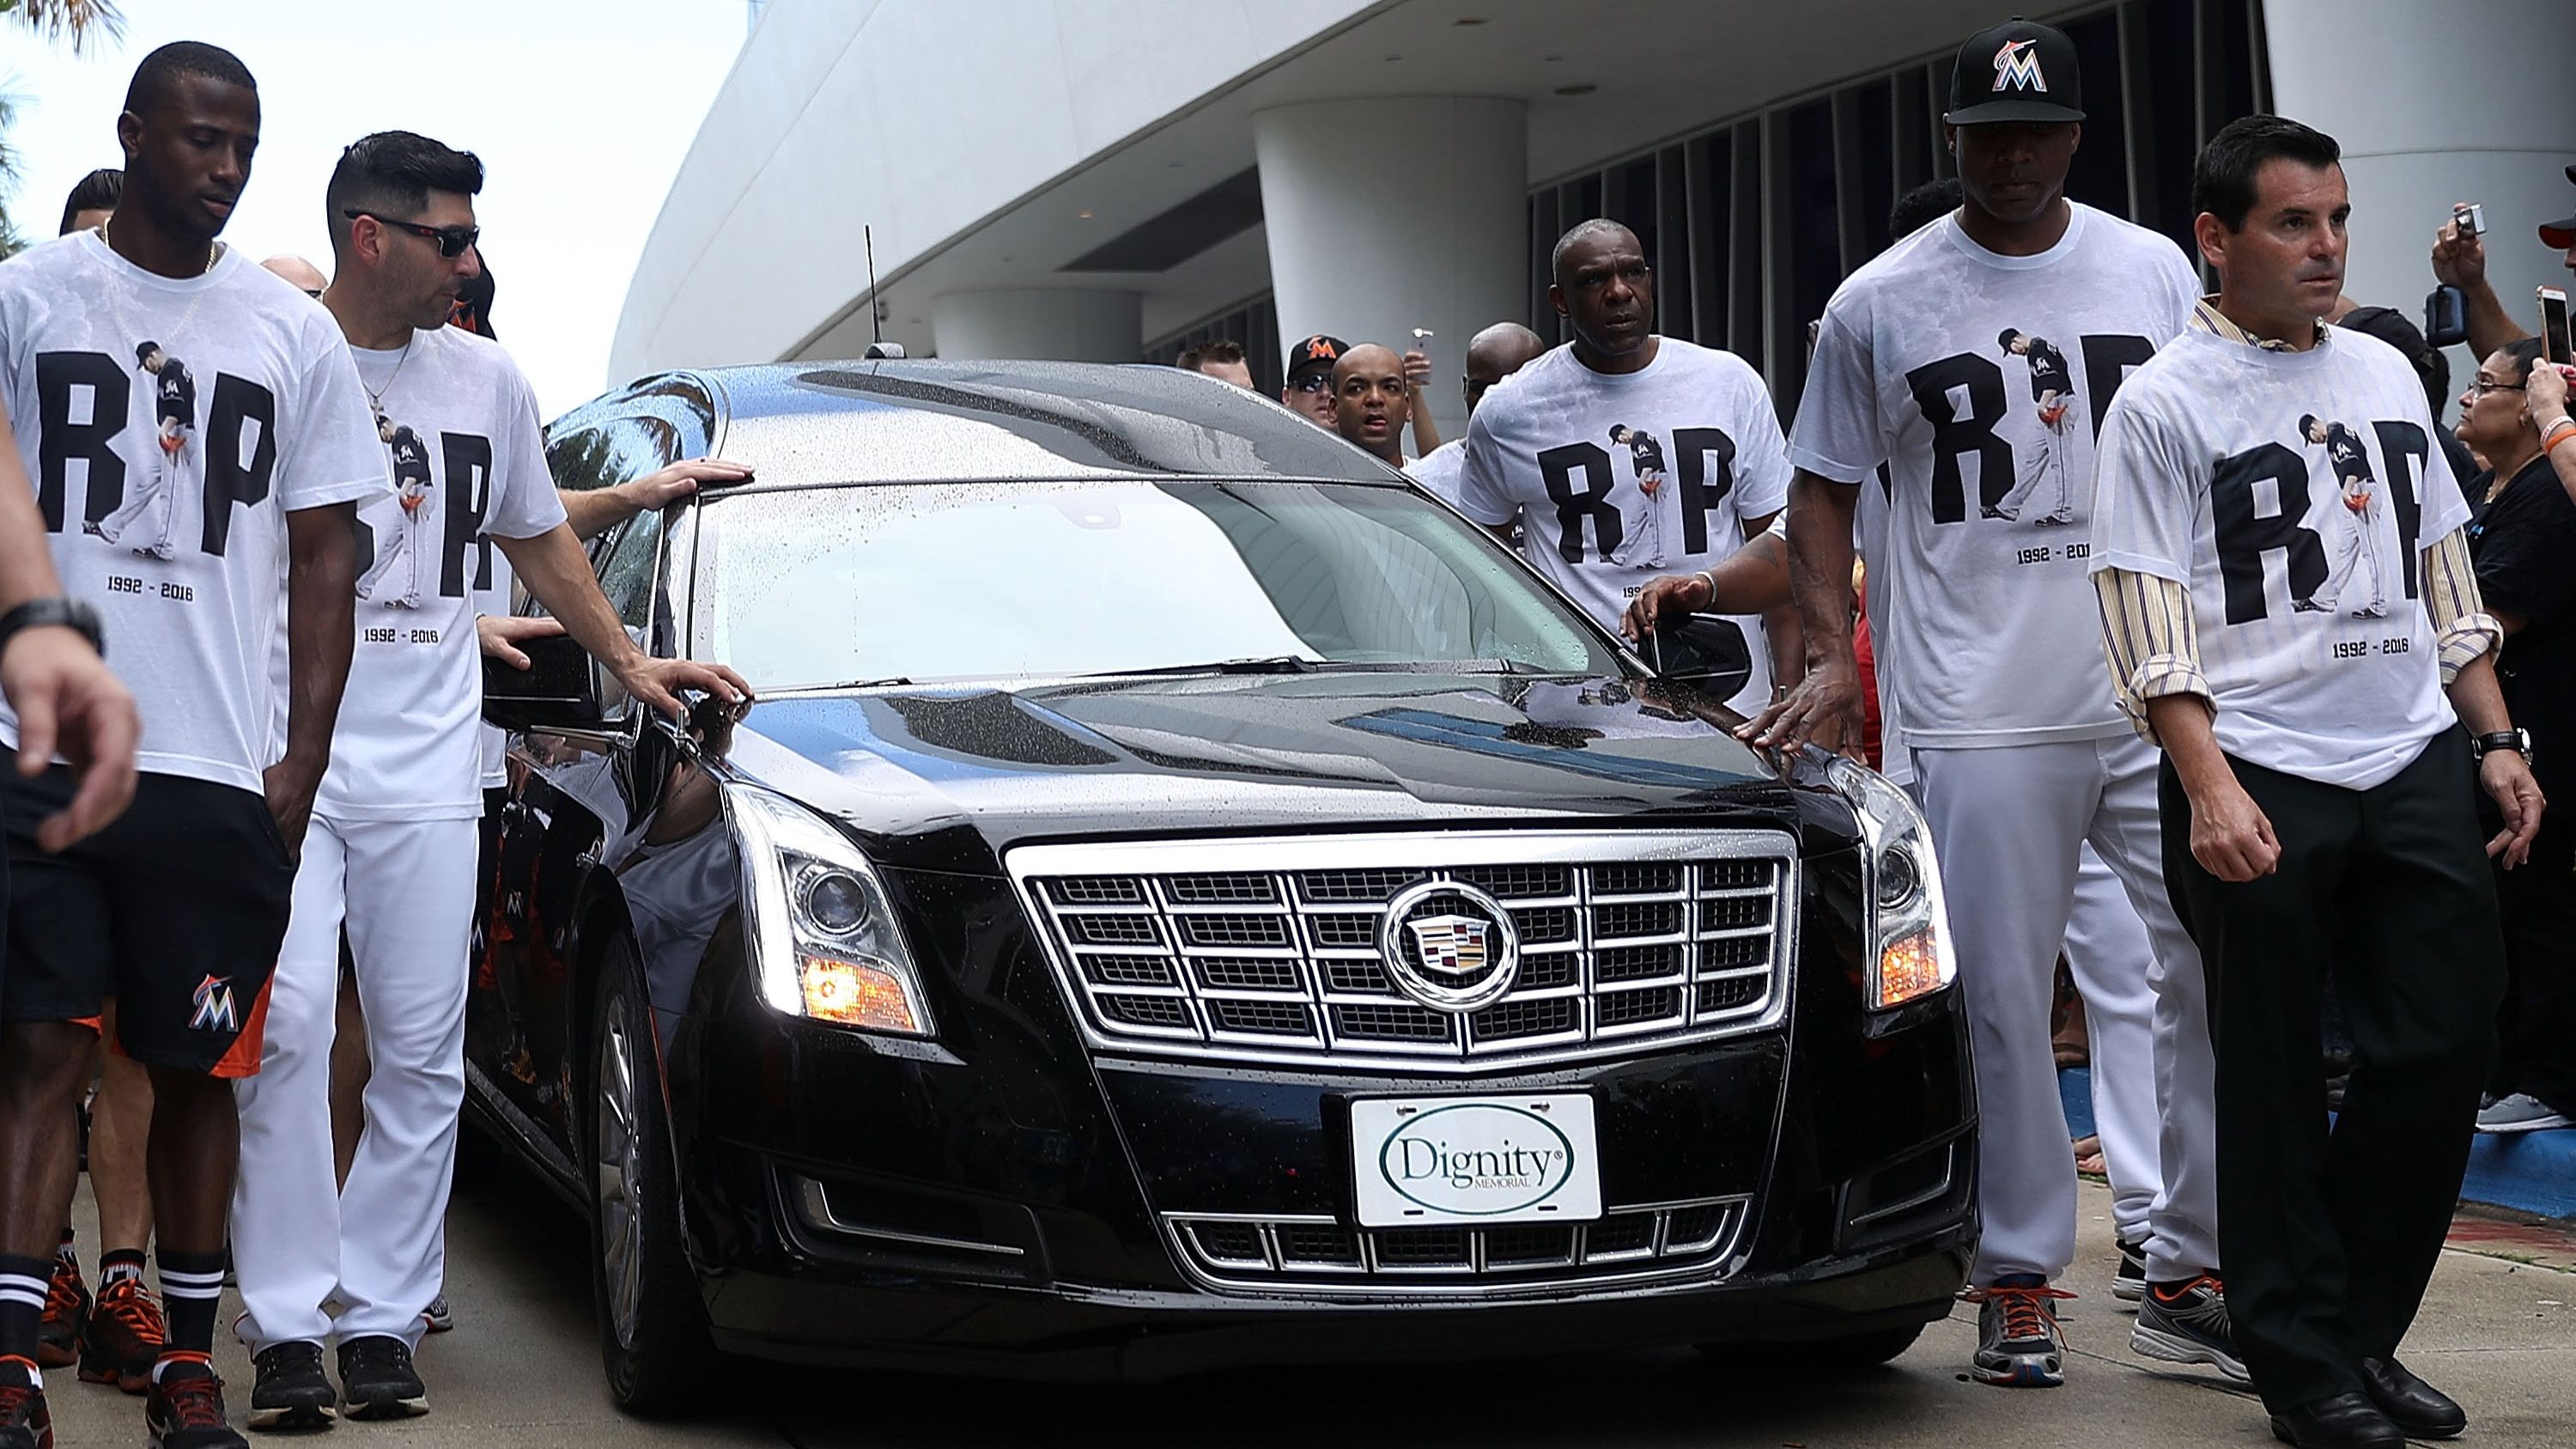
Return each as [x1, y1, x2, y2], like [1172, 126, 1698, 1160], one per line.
[420, 1294, 453, 1335]
[2131, 1273, 2250, 1381]
[2476, 1093, 2574, 1134]
[246, 1342, 335, 1432]
[145, 1360, 246, 1449]
[33, 1258, 87, 1370]
[1965, 1274, 2071, 1387]
[0, 1356, 51, 1449]
[334, 1336, 426, 1421]
[81, 1277, 168, 1394]
[2112, 1237, 2148, 1306]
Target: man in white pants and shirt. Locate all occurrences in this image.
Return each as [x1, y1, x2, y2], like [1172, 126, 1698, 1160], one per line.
[1747, 17, 2231, 1388]
[230, 131, 749, 1429]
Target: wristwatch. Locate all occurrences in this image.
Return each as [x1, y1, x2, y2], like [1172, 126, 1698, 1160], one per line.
[0, 597, 104, 660]
[2468, 728, 2532, 762]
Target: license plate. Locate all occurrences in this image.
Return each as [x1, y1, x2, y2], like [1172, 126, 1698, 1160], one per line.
[1350, 1093, 1601, 1228]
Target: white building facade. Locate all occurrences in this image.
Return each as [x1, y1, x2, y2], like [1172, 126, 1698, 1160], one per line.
[616, 0, 2576, 440]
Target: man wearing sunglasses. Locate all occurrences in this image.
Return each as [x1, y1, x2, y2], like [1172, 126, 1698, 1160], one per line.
[1280, 332, 1345, 428]
[227, 130, 751, 1430]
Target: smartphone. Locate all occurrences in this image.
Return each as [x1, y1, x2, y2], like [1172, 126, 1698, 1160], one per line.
[2455, 202, 2485, 238]
[2542, 286, 2571, 365]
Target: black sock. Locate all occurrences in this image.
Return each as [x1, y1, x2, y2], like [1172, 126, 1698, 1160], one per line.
[155, 1248, 227, 1361]
[99, 1249, 145, 1289]
[0, 1252, 52, 1363]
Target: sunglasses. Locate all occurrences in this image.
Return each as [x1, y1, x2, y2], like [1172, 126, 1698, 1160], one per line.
[1288, 374, 1334, 394]
[343, 208, 480, 259]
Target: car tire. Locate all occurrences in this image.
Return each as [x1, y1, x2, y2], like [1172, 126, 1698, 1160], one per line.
[587, 939, 713, 1416]
[1698, 1321, 1925, 1373]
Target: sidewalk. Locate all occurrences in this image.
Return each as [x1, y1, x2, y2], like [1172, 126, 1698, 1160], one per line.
[39, 1160, 2576, 1447]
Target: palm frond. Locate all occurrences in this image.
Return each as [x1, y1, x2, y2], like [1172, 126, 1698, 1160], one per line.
[0, 1, 126, 55]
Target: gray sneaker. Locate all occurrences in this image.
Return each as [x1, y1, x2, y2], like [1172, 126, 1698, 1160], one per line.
[420, 1293, 453, 1334]
[1966, 1275, 2070, 1387]
[2476, 1093, 2573, 1134]
[2131, 1275, 2249, 1380]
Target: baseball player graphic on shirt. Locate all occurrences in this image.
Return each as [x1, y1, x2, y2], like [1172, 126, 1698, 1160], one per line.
[355, 415, 434, 608]
[89, 341, 194, 558]
[2299, 413, 2388, 618]
[1989, 328, 2077, 526]
[1607, 423, 1669, 567]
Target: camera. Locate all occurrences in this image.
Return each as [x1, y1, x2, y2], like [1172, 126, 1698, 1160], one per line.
[2455, 203, 2485, 238]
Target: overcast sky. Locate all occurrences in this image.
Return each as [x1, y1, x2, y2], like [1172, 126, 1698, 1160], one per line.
[1, 0, 748, 417]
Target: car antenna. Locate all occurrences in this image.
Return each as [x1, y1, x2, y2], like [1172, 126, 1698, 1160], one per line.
[862, 225, 904, 360]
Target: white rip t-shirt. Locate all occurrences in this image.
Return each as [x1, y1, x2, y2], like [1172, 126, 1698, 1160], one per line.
[2091, 326, 2469, 790]
[1457, 338, 1792, 712]
[1789, 203, 2198, 748]
[0, 232, 387, 795]
[316, 325, 567, 820]
[1406, 439, 1467, 507]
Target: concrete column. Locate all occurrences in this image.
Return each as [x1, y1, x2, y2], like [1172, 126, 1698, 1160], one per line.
[2265, 0, 2576, 405]
[1254, 97, 1528, 447]
[929, 288, 1141, 362]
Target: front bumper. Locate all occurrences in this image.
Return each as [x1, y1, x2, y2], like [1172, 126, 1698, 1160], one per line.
[654, 843, 1975, 1378]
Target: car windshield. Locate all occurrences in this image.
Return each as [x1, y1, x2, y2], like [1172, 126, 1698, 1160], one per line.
[691, 480, 1623, 689]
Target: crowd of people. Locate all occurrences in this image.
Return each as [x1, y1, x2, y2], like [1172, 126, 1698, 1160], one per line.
[1185, 16, 2573, 1449]
[0, 15, 2566, 1449]
[0, 40, 748, 1449]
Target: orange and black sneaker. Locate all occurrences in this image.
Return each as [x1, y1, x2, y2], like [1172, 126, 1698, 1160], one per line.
[143, 1355, 244, 1449]
[0, 1355, 51, 1449]
[33, 1257, 86, 1371]
[80, 1277, 167, 1395]
[1964, 1273, 2073, 1387]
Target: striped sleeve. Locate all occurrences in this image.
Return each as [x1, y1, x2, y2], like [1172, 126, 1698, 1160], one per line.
[2096, 565, 2210, 744]
[2423, 526, 2501, 684]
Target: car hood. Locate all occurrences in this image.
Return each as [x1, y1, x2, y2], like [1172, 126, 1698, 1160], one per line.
[716, 670, 1814, 858]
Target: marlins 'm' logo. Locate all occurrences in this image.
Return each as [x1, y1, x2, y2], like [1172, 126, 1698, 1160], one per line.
[1993, 38, 2048, 93]
[1406, 914, 1491, 977]
[190, 974, 238, 1032]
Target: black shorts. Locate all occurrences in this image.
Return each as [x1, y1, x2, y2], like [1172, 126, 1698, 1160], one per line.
[0, 766, 295, 1075]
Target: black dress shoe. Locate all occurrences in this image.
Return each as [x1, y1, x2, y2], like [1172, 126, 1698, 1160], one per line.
[2268, 1391, 2406, 1449]
[2360, 1356, 2467, 1439]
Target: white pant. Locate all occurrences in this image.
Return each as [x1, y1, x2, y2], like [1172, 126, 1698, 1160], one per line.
[234, 814, 477, 1351]
[1912, 734, 2219, 1284]
[2065, 842, 2160, 1245]
[1996, 412, 2071, 522]
[2321, 495, 2387, 613]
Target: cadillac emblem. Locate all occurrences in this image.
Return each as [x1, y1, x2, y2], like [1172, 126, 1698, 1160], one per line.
[1378, 880, 1522, 1014]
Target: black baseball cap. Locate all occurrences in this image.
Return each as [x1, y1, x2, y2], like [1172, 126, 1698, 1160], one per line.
[1946, 17, 2084, 125]
[1285, 333, 1346, 384]
[2539, 164, 2576, 249]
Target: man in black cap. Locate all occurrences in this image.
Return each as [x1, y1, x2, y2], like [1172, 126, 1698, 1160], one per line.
[1751, 15, 2228, 1391]
[2429, 163, 2576, 362]
[1281, 333, 1344, 429]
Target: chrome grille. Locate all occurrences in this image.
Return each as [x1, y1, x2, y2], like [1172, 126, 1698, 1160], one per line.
[1012, 831, 1795, 1070]
[1165, 1196, 1750, 1295]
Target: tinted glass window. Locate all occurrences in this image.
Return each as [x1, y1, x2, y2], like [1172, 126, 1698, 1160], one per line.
[695, 482, 1620, 691]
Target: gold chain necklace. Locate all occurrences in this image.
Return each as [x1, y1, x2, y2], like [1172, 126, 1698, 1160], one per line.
[94, 215, 222, 351]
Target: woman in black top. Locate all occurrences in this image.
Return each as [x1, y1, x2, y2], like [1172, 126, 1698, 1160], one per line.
[2457, 338, 2576, 1134]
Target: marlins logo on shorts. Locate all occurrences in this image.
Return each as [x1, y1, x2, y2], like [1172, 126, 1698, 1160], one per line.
[1993, 37, 2048, 92]
[190, 973, 239, 1032]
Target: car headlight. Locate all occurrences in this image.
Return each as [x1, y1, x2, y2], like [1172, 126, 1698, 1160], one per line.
[1826, 755, 1956, 1010]
[722, 783, 933, 1035]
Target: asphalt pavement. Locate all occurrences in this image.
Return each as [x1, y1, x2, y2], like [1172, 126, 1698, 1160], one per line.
[44, 1166, 2576, 1447]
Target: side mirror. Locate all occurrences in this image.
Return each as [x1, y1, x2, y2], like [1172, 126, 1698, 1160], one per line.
[1644, 615, 1754, 703]
[483, 630, 605, 733]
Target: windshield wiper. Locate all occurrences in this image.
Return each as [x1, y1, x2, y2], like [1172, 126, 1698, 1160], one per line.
[1077, 656, 1321, 679]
